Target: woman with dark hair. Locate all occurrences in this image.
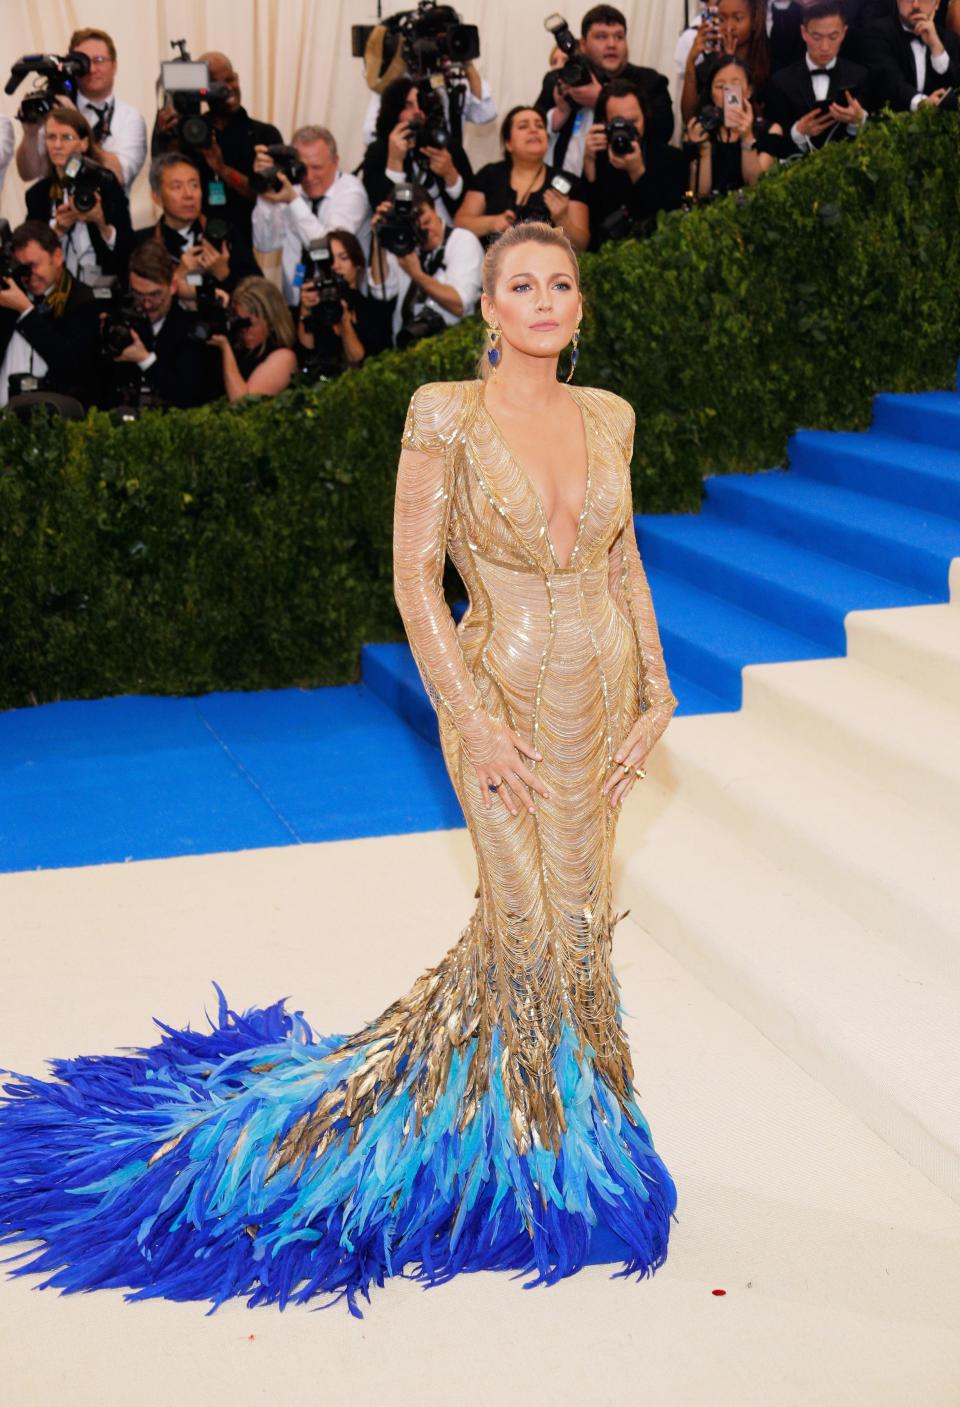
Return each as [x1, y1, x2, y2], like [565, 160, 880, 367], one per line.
[360, 76, 473, 223]
[454, 106, 591, 251]
[26, 107, 132, 282]
[296, 227, 395, 379]
[681, 0, 771, 122]
[684, 55, 783, 198]
[209, 275, 297, 401]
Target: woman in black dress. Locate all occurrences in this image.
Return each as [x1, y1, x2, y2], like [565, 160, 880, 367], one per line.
[26, 107, 132, 283]
[454, 106, 590, 251]
[360, 75, 472, 224]
[296, 227, 394, 379]
[684, 57, 783, 200]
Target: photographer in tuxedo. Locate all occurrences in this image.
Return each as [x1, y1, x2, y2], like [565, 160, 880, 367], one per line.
[581, 80, 686, 250]
[251, 126, 370, 308]
[766, 2, 870, 153]
[0, 221, 99, 409]
[15, 26, 147, 194]
[133, 154, 261, 303]
[862, 0, 960, 108]
[102, 241, 224, 411]
[534, 5, 673, 177]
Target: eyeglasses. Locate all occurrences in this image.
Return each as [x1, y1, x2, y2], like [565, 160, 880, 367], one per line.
[84, 55, 114, 66]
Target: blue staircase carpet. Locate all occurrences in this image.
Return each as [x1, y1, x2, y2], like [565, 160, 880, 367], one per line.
[1, 381, 957, 872]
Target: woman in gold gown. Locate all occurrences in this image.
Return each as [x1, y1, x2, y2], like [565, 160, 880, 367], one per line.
[0, 223, 678, 1320]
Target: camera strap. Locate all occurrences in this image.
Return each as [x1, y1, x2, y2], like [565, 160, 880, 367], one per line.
[421, 225, 452, 278]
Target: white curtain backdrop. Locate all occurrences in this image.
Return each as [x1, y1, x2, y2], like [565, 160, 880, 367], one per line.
[0, 0, 691, 230]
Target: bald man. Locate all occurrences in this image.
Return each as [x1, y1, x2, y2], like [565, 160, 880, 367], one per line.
[152, 49, 281, 241]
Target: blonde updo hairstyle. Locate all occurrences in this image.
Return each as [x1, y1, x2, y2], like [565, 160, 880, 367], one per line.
[476, 221, 581, 382]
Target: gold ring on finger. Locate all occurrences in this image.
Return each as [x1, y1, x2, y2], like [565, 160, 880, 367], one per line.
[634, 766, 646, 779]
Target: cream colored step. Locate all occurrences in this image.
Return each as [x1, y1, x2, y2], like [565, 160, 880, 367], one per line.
[647, 710, 960, 983]
[619, 782, 960, 1205]
[845, 600, 960, 709]
[740, 653, 960, 827]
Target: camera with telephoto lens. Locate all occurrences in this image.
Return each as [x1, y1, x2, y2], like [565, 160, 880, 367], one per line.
[250, 144, 307, 195]
[606, 115, 641, 157]
[351, 3, 480, 82]
[0, 219, 33, 294]
[185, 275, 252, 343]
[4, 51, 90, 125]
[543, 14, 594, 91]
[160, 40, 233, 150]
[61, 154, 111, 214]
[300, 238, 354, 334]
[407, 90, 452, 152]
[376, 182, 425, 257]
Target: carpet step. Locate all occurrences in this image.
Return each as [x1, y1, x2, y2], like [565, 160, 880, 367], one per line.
[360, 642, 439, 748]
[702, 470, 959, 598]
[619, 785, 960, 1205]
[645, 564, 825, 707]
[636, 514, 934, 653]
[844, 600, 960, 708]
[872, 390, 960, 454]
[646, 704, 960, 985]
[789, 430, 960, 519]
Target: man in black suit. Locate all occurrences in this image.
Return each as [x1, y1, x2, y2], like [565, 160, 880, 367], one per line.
[0, 220, 100, 408]
[861, 0, 960, 108]
[103, 240, 224, 410]
[534, 4, 673, 175]
[766, 1, 870, 151]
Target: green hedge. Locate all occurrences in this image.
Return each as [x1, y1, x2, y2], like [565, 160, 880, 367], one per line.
[2, 107, 959, 711]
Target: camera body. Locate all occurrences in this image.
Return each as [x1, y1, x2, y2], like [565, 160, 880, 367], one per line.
[377, 182, 426, 258]
[544, 14, 594, 91]
[250, 144, 307, 195]
[397, 305, 446, 349]
[62, 154, 110, 214]
[697, 102, 723, 136]
[301, 238, 353, 334]
[185, 275, 251, 343]
[102, 293, 156, 359]
[406, 92, 452, 153]
[606, 115, 641, 156]
[5, 51, 90, 124]
[352, 3, 480, 82]
[160, 45, 232, 150]
[0, 219, 33, 294]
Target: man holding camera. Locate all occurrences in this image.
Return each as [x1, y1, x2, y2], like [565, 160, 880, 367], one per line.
[367, 184, 482, 347]
[765, 2, 870, 153]
[102, 241, 224, 411]
[14, 28, 148, 194]
[534, 6, 673, 178]
[152, 52, 282, 243]
[133, 153, 261, 304]
[861, 0, 960, 110]
[251, 126, 371, 307]
[582, 80, 686, 250]
[0, 220, 100, 409]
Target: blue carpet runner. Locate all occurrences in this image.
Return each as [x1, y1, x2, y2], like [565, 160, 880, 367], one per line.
[1, 383, 958, 870]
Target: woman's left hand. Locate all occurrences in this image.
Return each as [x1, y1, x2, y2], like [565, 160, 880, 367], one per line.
[542, 187, 569, 222]
[208, 332, 231, 352]
[603, 715, 659, 806]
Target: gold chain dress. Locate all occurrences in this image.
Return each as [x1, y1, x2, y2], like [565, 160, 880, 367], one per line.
[0, 379, 678, 1319]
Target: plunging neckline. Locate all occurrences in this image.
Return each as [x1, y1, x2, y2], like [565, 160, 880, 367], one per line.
[478, 382, 591, 572]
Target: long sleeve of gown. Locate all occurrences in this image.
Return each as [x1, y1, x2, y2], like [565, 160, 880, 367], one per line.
[608, 400, 678, 736]
[394, 383, 502, 765]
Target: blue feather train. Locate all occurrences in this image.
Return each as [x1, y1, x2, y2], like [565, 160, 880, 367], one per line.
[0, 983, 678, 1318]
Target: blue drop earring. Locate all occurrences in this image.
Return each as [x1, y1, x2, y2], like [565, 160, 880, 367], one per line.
[487, 323, 501, 370]
[565, 324, 581, 383]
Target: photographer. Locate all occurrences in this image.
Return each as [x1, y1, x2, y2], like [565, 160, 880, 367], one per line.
[251, 126, 370, 307]
[208, 276, 297, 402]
[27, 109, 132, 284]
[454, 107, 590, 251]
[152, 51, 282, 242]
[582, 81, 686, 250]
[861, 0, 960, 110]
[685, 57, 783, 199]
[362, 61, 496, 148]
[368, 183, 481, 347]
[533, 6, 673, 177]
[133, 153, 261, 302]
[296, 230, 394, 380]
[102, 241, 224, 411]
[0, 220, 99, 409]
[361, 76, 473, 225]
[15, 28, 147, 193]
[681, 0, 771, 123]
[765, 3, 870, 154]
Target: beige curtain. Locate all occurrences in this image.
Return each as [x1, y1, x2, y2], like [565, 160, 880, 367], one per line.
[1, 0, 690, 229]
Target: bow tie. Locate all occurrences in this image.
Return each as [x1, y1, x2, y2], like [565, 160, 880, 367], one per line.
[808, 68, 833, 76]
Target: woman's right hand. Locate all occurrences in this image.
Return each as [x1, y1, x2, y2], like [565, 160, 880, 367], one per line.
[387, 120, 412, 170]
[487, 210, 517, 235]
[686, 116, 709, 145]
[474, 726, 549, 816]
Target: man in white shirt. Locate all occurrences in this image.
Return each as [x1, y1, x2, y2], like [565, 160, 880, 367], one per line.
[367, 185, 482, 346]
[765, 2, 869, 153]
[862, 0, 960, 110]
[15, 27, 147, 194]
[251, 126, 371, 307]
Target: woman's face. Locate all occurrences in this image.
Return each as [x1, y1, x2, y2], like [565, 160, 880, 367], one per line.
[711, 63, 751, 106]
[46, 119, 88, 174]
[234, 305, 267, 350]
[399, 87, 424, 125]
[481, 241, 581, 367]
[330, 239, 359, 289]
[505, 108, 548, 162]
[717, 0, 753, 49]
